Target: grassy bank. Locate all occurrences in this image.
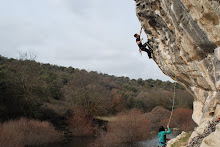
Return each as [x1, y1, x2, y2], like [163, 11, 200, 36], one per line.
[171, 132, 192, 147]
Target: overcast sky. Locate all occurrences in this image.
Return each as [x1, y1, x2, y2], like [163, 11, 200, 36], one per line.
[0, 0, 172, 81]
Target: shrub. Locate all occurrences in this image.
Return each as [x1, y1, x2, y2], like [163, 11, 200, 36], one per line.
[145, 106, 170, 131]
[159, 108, 197, 131]
[0, 118, 63, 147]
[171, 108, 197, 131]
[159, 108, 197, 132]
[159, 118, 169, 129]
[92, 109, 151, 146]
[67, 106, 94, 136]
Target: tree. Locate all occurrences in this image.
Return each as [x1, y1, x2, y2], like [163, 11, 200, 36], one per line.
[0, 59, 46, 119]
[111, 94, 125, 114]
[64, 71, 112, 116]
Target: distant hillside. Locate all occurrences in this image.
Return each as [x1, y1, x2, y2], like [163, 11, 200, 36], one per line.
[0, 55, 193, 124]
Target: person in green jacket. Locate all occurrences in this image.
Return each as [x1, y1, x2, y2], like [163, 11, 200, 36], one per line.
[158, 125, 171, 147]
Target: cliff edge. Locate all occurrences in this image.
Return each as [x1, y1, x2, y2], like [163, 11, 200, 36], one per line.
[134, 0, 220, 146]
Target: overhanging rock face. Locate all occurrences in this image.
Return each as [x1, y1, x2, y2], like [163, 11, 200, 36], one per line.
[135, 0, 219, 146]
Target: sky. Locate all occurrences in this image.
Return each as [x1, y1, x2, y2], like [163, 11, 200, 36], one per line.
[0, 0, 172, 81]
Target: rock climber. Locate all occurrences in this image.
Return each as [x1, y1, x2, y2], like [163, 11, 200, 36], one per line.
[134, 27, 153, 59]
[158, 125, 171, 147]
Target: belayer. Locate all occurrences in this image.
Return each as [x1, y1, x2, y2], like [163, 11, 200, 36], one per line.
[158, 125, 171, 147]
[134, 27, 153, 59]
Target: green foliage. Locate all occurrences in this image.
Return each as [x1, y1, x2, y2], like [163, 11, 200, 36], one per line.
[48, 81, 63, 100]
[124, 98, 146, 111]
[0, 55, 194, 123]
[137, 78, 144, 86]
[0, 59, 48, 119]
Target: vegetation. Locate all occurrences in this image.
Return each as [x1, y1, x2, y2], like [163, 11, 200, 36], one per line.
[67, 105, 94, 136]
[0, 55, 193, 122]
[92, 109, 151, 146]
[171, 108, 196, 131]
[146, 106, 196, 131]
[0, 54, 196, 145]
[171, 132, 192, 147]
[0, 118, 63, 147]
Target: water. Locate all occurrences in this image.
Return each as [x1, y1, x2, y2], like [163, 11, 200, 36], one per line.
[33, 131, 180, 147]
[139, 131, 181, 147]
[120, 131, 181, 147]
[31, 137, 94, 147]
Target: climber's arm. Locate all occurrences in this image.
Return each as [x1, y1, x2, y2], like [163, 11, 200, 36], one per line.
[139, 49, 142, 56]
[139, 49, 142, 53]
[139, 26, 143, 36]
[136, 38, 143, 44]
[164, 126, 171, 135]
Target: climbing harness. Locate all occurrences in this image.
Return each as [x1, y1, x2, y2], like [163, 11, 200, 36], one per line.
[144, 42, 154, 53]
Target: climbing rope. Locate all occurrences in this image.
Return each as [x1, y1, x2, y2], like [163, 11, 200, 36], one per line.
[167, 74, 177, 126]
[140, 27, 176, 125]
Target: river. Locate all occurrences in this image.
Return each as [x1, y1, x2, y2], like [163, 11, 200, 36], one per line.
[33, 131, 180, 147]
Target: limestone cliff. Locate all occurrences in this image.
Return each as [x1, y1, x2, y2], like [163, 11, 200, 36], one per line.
[134, 0, 220, 146]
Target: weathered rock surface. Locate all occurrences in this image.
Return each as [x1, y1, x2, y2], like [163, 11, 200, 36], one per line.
[167, 131, 187, 147]
[201, 123, 220, 147]
[134, 0, 219, 146]
[187, 118, 219, 147]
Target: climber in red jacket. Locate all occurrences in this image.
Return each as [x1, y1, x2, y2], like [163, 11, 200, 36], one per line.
[134, 27, 153, 59]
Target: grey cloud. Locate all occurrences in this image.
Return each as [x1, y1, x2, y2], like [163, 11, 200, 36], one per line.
[0, 0, 172, 81]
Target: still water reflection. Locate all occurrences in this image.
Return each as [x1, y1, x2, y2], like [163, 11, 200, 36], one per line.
[34, 131, 180, 147]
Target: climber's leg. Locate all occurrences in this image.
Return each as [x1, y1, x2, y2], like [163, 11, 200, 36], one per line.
[143, 42, 147, 48]
[143, 42, 153, 54]
[144, 42, 153, 51]
[141, 48, 152, 59]
[146, 49, 152, 59]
